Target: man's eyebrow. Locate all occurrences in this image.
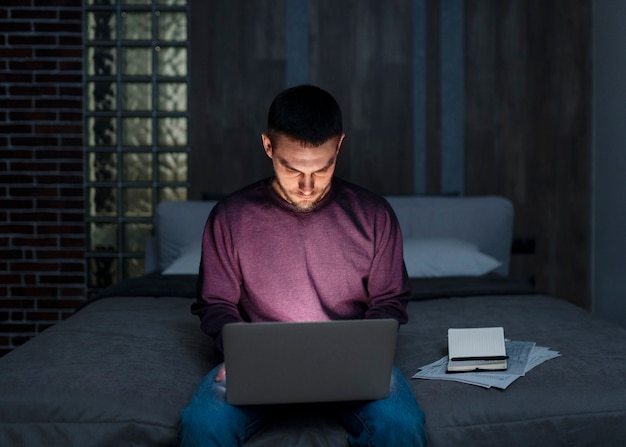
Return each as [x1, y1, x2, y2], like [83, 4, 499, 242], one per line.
[278, 155, 336, 173]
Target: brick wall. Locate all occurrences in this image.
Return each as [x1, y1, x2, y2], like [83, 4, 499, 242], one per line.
[0, 0, 84, 356]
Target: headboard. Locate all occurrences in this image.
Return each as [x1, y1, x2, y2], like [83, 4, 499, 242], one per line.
[384, 196, 513, 275]
[145, 195, 513, 276]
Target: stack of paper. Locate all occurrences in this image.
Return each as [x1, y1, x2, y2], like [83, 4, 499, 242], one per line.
[412, 340, 561, 389]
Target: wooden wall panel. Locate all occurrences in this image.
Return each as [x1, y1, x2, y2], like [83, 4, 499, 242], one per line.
[309, 0, 415, 194]
[189, 0, 593, 309]
[425, 0, 442, 195]
[192, 0, 417, 198]
[189, 0, 283, 199]
[464, 0, 592, 308]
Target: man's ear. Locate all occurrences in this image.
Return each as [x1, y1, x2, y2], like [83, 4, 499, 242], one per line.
[337, 133, 346, 151]
[261, 133, 273, 159]
[336, 133, 346, 154]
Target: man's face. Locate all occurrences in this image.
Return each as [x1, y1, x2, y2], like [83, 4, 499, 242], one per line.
[262, 133, 345, 211]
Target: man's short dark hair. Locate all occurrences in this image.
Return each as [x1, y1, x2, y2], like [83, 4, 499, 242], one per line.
[267, 84, 343, 147]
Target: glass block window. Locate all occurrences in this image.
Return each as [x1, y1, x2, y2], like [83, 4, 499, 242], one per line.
[84, 0, 189, 295]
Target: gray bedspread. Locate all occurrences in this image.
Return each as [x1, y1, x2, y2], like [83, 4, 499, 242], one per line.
[1, 276, 626, 446]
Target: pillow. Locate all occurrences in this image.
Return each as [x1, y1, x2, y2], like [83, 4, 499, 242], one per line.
[162, 241, 202, 275]
[403, 237, 501, 277]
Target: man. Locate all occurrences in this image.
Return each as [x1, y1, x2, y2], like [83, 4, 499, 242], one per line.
[179, 85, 426, 446]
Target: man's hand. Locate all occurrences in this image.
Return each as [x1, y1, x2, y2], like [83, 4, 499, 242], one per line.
[215, 364, 226, 382]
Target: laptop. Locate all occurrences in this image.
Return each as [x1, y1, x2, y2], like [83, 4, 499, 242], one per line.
[222, 318, 399, 405]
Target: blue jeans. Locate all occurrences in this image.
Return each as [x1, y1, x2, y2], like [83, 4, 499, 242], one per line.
[179, 364, 426, 447]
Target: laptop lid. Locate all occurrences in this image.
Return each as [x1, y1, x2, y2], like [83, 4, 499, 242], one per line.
[222, 319, 399, 405]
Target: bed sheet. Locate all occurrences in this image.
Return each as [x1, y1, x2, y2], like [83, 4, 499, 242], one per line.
[1, 276, 626, 447]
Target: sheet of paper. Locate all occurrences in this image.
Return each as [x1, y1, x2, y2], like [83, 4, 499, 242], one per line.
[412, 341, 561, 389]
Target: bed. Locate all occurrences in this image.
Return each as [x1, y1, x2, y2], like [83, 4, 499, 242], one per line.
[1, 195, 626, 446]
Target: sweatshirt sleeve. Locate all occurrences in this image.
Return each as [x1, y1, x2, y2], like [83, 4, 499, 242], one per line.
[363, 202, 410, 324]
[191, 204, 244, 352]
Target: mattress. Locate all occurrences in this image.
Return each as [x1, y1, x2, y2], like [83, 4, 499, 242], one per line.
[1, 274, 625, 446]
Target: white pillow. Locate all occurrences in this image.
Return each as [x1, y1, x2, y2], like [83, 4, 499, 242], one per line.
[403, 237, 501, 277]
[162, 242, 202, 275]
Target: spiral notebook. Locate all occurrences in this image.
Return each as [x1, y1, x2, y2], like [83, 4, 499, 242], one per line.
[447, 326, 508, 372]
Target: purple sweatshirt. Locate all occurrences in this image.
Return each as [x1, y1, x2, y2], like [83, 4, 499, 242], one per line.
[192, 178, 410, 351]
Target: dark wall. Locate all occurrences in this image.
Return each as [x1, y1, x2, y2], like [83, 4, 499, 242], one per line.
[189, 0, 592, 309]
[0, 0, 85, 356]
[464, 0, 592, 308]
[190, 0, 417, 197]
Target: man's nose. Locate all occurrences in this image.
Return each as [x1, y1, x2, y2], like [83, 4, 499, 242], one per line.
[299, 174, 314, 194]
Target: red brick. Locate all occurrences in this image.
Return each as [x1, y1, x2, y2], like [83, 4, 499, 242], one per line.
[60, 212, 84, 223]
[10, 161, 57, 171]
[11, 262, 60, 272]
[0, 323, 36, 333]
[1, 1, 34, 7]
[10, 186, 58, 197]
[0, 248, 25, 259]
[58, 35, 81, 46]
[58, 59, 82, 70]
[10, 8, 55, 20]
[11, 211, 59, 223]
[10, 311, 25, 321]
[0, 98, 33, 109]
[58, 111, 82, 121]
[1, 1, 91, 347]
[0, 225, 35, 235]
[9, 111, 56, 121]
[36, 174, 82, 185]
[34, 0, 81, 8]
[35, 98, 81, 109]
[59, 86, 82, 96]
[34, 73, 82, 84]
[37, 299, 84, 310]
[0, 21, 32, 32]
[0, 124, 32, 134]
[0, 173, 36, 184]
[59, 161, 83, 171]
[36, 198, 82, 208]
[38, 275, 83, 285]
[11, 136, 60, 147]
[8, 34, 57, 47]
[12, 237, 58, 247]
[10, 286, 58, 298]
[35, 124, 82, 134]
[1, 299, 35, 309]
[36, 249, 83, 259]
[59, 187, 83, 197]
[60, 262, 84, 273]
[0, 274, 22, 284]
[36, 149, 83, 159]
[35, 47, 83, 61]
[0, 47, 32, 58]
[25, 311, 61, 321]
[34, 22, 81, 33]
[9, 59, 58, 72]
[59, 9, 81, 21]
[58, 288, 85, 297]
